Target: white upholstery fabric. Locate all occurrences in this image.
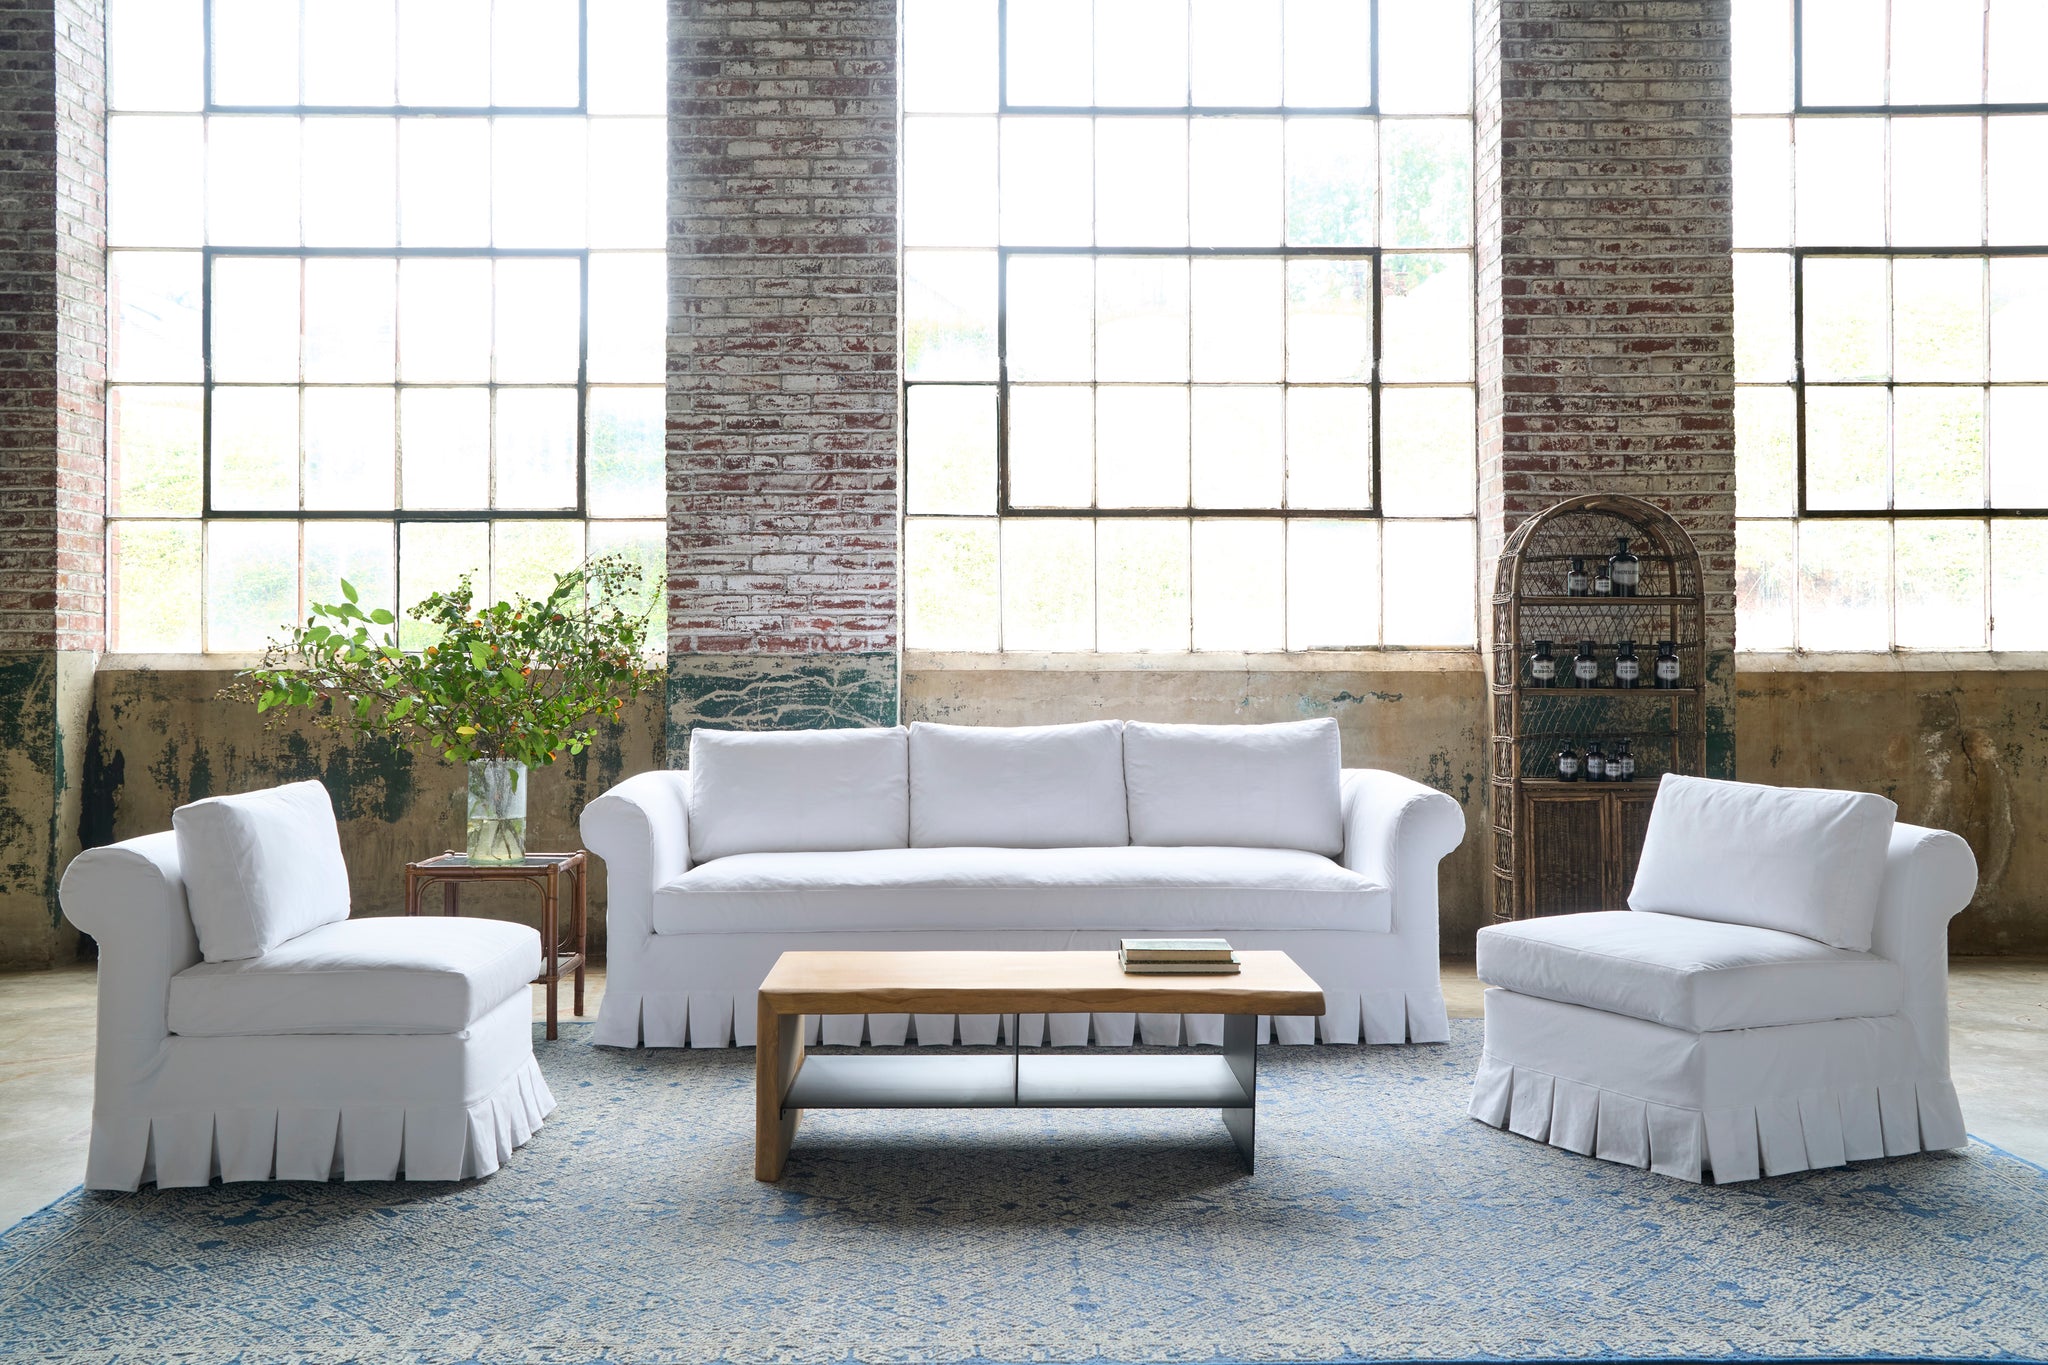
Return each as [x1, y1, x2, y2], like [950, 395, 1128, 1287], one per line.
[171, 780, 350, 962]
[168, 916, 541, 1038]
[688, 726, 908, 861]
[1124, 718, 1344, 855]
[1629, 774, 1896, 951]
[1475, 910, 1902, 1033]
[908, 720, 1128, 848]
[653, 844, 1390, 935]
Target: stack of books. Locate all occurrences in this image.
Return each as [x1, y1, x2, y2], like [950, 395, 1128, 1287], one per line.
[1117, 938, 1240, 974]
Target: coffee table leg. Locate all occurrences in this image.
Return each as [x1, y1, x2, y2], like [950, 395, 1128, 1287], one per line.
[755, 1001, 804, 1182]
[1221, 1012, 1257, 1173]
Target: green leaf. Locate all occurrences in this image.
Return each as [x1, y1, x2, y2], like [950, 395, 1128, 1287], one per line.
[370, 608, 394, 625]
[341, 578, 359, 604]
[390, 696, 415, 720]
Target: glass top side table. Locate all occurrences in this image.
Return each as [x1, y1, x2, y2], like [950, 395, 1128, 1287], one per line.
[403, 850, 588, 1039]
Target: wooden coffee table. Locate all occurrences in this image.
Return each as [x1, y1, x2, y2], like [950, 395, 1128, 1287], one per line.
[754, 950, 1325, 1181]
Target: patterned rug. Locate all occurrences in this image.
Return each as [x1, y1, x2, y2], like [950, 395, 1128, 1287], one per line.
[4, 1021, 2045, 1365]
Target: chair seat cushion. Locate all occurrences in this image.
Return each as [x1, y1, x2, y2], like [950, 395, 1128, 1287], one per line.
[653, 845, 1391, 935]
[168, 916, 541, 1038]
[1475, 910, 1903, 1033]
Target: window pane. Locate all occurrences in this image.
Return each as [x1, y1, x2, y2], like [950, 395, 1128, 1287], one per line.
[110, 252, 202, 382]
[1990, 387, 2048, 508]
[1007, 386, 1093, 507]
[1096, 0, 1188, 108]
[400, 120, 492, 245]
[1992, 520, 2048, 648]
[585, 519, 664, 641]
[1381, 519, 1474, 645]
[1288, 519, 1378, 647]
[906, 117, 998, 246]
[1000, 119, 1093, 245]
[492, 0, 581, 106]
[1191, 0, 1279, 106]
[211, 0, 298, 105]
[304, 258, 397, 383]
[1801, 257, 1888, 381]
[587, 0, 669, 115]
[1095, 118, 1188, 246]
[109, 116, 204, 246]
[399, 0, 491, 106]
[400, 388, 491, 510]
[1794, 117, 1883, 246]
[906, 385, 997, 515]
[1096, 257, 1189, 381]
[1805, 387, 1889, 510]
[304, 388, 397, 509]
[588, 117, 667, 249]
[304, 0, 396, 105]
[1193, 519, 1283, 650]
[211, 387, 300, 510]
[304, 522, 397, 621]
[1378, 0, 1472, 115]
[1798, 0, 1884, 105]
[1191, 387, 1283, 507]
[1191, 258, 1283, 382]
[1380, 387, 1474, 516]
[1733, 252, 1795, 383]
[495, 257, 581, 382]
[1285, 387, 1370, 509]
[1381, 120, 1472, 249]
[1991, 257, 2048, 381]
[1190, 119, 1282, 246]
[589, 252, 665, 382]
[1895, 520, 1986, 649]
[904, 0, 998, 113]
[111, 521, 201, 652]
[108, 0, 201, 111]
[493, 520, 584, 602]
[1281, 0, 1370, 107]
[210, 257, 300, 384]
[1892, 257, 1984, 383]
[1735, 385, 1797, 517]
[1989, 1, 2048, 103]
[1732, 118, 1793, 248]
[301, 119, 398, 247]
[1382, 253, 1473, 382]
[494, 118, 586, 246]
[1989, 118, 2048, 246]
[1097, 386, 1189, 508]
[399, 258, 493, 382]
[1731, 0, 1793, 115]
[109, 386, 202, 517]
[207, 521, 300, 652]
[1797, 519, 1890, 650]
[1890, 118, 1981, 248]
[493, 388, 579, 508]
[905, 519, 999, 650]
[1287, 259, 1371, 382]
[1736, 518, 1796, 650]
[1006, 0, 1092, 106]
[1005, 256, 1093, 380]
[1893, 388, 1985, 510]
[1003, 519, 1095, 650]
[906, 250, 999, 380]
[399, 521, 490, 646]
[1098, 519, 1190, 651]
[1286, 119, 1374, 246]
[209, 117, 302, 247]
[587, 387, 666, 518]
[1890, 0, 1983, 106]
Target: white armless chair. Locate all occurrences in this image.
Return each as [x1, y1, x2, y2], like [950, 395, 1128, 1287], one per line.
[60, 780, 554, 1190]
[1469, 774, 1976, 1183]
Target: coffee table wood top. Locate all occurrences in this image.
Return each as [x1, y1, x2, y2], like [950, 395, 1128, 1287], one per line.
[757, 950, 1325, 1018]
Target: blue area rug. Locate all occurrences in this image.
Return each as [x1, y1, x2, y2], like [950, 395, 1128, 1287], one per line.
[3, 1020, 2045, 1365]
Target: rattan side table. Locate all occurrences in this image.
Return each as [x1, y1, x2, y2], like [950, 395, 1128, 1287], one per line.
[404, 850, 587, 1039]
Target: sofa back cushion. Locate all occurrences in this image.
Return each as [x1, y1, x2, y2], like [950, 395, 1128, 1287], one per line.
[909, 721, 1128, 848]
[172, 780, 352, 962]
[689, 726, 909, 862]
[1628, 773, 1897, 951]
[1122, 718, 1345, 855]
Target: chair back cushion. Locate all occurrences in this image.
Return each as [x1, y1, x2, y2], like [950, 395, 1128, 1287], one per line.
[1123, 718, 1344, 855]
[688, 726, 909, 862]
[172, 780, 351, 962]
[1628, 774, 1897, 951]
[909, 721, 1128, 848]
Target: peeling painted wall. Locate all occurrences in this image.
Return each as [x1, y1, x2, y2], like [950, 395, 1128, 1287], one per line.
[0, 652, 91, 969]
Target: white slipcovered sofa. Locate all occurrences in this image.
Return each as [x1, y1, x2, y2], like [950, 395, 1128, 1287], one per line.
[1469, 774, 1977, 1183]
[582, 718, 1464, 1049]
[60, 780, 554, 1190]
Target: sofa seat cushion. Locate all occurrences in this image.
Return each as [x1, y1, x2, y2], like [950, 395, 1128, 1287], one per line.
[1475, 910, 1904, 1034]
[653, 846, 1391, 935]
[168, 916, 541, 1038]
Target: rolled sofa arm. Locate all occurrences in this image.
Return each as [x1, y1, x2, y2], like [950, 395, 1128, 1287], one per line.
[580, 768, 692, 954]
[1341, 769, 1466, 895]
[1869, 821, 1977, 1076]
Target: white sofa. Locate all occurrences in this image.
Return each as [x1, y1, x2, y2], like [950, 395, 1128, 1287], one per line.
[580, 718, 1465, 1050]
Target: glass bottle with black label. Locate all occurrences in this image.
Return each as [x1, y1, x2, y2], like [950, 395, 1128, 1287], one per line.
[1615, 738, 1636, 782]
[1584, 741, 1607, 782]
[1527, 638, 1558, 687]
[1565, 557, 1589, 596]
[1612, 638, 1640, 689]
[1557, 741, 1580, 782]
[1593, 562, 1613, 596]
[1608, 535, 1640, 597]
[1654, 640, 1681, 689]
[1571, 638, 1600, 688]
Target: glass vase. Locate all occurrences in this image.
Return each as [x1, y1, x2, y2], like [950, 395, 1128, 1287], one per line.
[466, 758, 528, 865]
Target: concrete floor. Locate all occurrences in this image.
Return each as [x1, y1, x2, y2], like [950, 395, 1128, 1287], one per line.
[1, 958, 2040, 1230]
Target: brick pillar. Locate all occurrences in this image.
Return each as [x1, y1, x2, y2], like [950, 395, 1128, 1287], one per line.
[0, 0, 106, 965]
[1476, 0, 1736, 777]
[664, 0, 900, 760]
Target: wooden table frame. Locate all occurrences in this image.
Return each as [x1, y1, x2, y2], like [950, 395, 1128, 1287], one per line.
[404, 850, 588, 1040]
[754, 950, 1325, 1181]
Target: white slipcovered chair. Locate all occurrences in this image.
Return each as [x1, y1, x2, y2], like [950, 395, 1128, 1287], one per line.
[1469, 774, 1977, 1183]
[60, 780, 554, 1190]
